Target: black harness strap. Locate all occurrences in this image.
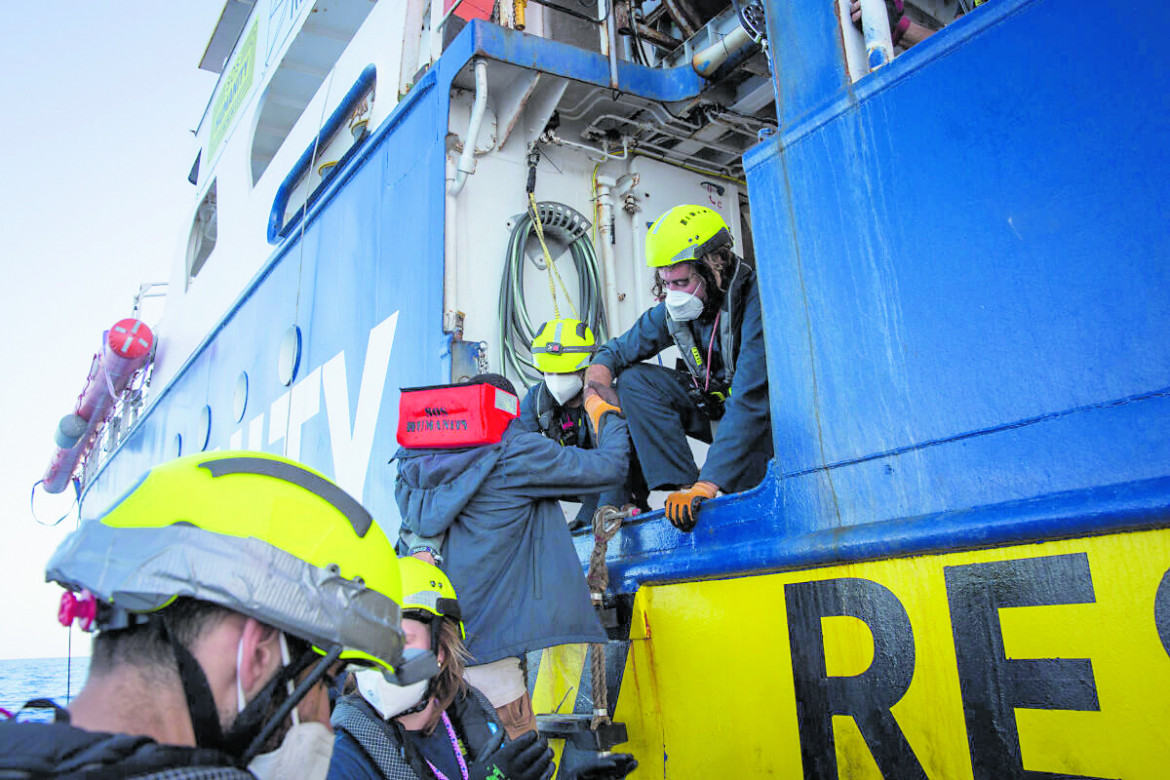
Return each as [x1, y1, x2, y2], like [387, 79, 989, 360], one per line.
[161, 616, 226, 752]
[666, 314, 707, 386]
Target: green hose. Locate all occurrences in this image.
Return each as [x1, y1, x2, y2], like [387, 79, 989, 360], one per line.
[498, 201, 609, 388]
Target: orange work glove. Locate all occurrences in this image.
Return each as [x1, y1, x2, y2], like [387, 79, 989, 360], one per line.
[584, 393, 622, 436]
[664, 481, 718, 532]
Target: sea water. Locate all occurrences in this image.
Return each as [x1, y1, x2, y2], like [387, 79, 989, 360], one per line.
[0, 656, 90, 722]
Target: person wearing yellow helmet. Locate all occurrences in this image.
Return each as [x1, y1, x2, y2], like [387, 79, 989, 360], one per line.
[0, 451, 425, 779]
[584, 204, 773, 532]
[329, 557, 556, 780]
[520, 318, 649, 528]
[395, 373, 628, 739]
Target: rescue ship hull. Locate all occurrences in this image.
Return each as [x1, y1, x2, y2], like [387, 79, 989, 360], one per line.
[70, 0, 1169, 775]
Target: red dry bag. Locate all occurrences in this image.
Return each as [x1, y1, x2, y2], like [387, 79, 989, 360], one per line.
[397, 382, 520, 449]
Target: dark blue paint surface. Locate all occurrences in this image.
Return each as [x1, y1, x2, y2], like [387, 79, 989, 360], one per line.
[83, 6, 1169, 593]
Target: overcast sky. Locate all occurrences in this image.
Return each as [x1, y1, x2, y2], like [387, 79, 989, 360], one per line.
[0, 3, 224, 660]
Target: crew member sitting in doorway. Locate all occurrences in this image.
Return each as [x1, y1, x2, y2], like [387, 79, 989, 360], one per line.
[518, 318, 649, 529]
[583, 204, 772, 532]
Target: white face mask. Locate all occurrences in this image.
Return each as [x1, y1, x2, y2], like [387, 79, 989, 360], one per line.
[665, 289, 705, 321]
[235, 636, 247, 713]
[355, 669, 429, 720]
[248, 721, 334, 780]
[543, 372, 583, 405]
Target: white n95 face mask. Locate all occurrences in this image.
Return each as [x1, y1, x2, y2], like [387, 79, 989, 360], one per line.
[543, 372, 583, 406]
[248, 721, 334, 780]
[355, 669, 429, 720]
[665, 289, 705, 322]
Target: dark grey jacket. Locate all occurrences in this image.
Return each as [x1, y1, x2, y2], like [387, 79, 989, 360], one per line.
[0, 720, 253, 779]
[394, 416, 628, 663]
[592, 259, 772, 493]
[515, 382, 598, 526]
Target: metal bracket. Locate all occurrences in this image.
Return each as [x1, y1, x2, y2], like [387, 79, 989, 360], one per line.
[494, 70, 544, 150]
[520, 75, 571, 151]
[535, 715, 629, 752]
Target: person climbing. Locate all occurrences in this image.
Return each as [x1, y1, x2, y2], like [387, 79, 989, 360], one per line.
[394, 372, 628, 739]
[583, 204, 772, 532]
[328, 556, 555, 780]
[519, 318, 649, 529]
[0, 451, 420, 779]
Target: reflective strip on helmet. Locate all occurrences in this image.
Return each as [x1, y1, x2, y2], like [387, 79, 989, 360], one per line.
[667, 247, 701, 266]
[405, 590, 462, 621]
[198, 456, 373, 538]
[665, 226, 732, 267]
[404, 590, 443, 614]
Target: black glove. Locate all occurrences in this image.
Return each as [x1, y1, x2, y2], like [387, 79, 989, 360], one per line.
[561, 753, 639, 780]
[468, 730, 555, 780]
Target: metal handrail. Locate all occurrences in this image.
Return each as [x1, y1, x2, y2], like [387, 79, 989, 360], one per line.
[268, 65, 378, 244]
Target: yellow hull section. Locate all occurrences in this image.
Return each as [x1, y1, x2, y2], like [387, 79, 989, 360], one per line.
[537, 528, 1170, 778]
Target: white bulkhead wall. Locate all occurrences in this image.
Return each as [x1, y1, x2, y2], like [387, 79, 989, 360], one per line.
[445, 88, 744, 386]
[155, 0, 417, 392]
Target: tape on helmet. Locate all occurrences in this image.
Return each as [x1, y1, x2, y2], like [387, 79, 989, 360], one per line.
[47, 451, 406, 676]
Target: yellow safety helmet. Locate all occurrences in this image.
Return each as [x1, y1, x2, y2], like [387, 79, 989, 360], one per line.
[48, 451, 406, 676]
[398, 556, 466, 639]
[531, 318, 596, 373]
[645, 204, 733, 268]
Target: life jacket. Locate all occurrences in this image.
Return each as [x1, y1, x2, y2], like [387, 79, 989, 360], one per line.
[532, 383, 592, 449]
[331, 688, 501, 780]
[0, 720, 253, 780]
[666, 255, 754, 412]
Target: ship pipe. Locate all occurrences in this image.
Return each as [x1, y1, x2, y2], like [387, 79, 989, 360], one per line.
[42, 319, 154, 494]
[858, 0, 895, 69]
[444, 155, 460, 334]
[436, 0, 469, 31]
[595, 172, 639, 335]
[603, 0, 620, 88]
[692, 24, 755, 78]
[447, 59, 489, 197]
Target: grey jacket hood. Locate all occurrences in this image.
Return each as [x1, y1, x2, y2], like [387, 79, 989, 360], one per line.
[393, 443, 506, 539]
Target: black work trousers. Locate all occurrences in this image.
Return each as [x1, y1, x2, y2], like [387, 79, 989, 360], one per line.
[615, 363, 713, 491]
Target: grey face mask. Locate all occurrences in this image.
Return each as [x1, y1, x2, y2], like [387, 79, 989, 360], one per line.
[355, 669, 429, 720]
[665, 289, 705, 321]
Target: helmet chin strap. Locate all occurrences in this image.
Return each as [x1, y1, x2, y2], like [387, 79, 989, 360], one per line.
[160, 615, 226, 752]
[160, 615, 321, 764]
[239, 644, 341, 764]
